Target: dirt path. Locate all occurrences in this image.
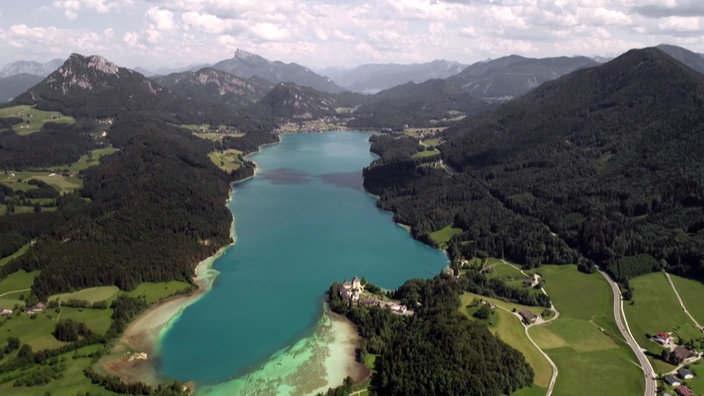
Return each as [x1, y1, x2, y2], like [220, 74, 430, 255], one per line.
[664, 272, 703, 331]
[0, 287, 30, 298]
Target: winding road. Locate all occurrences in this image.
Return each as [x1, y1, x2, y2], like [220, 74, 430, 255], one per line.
[598, 270, 656, 396]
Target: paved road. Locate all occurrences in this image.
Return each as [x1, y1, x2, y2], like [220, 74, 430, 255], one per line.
[664, 272, 704, 331]
[599, 270, 656, 396]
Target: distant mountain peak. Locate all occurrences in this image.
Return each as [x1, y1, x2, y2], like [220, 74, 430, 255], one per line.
[212, 50, 344, 93]
[234, 49, 264, 62]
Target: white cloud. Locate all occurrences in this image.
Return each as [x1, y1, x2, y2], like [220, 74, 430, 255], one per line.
[147, 7, 176, 31]
[658, 16, 701, 32]
[250, 22, 289, 42]
[123, 31, 146, 50]
[182, 11, 242, 34]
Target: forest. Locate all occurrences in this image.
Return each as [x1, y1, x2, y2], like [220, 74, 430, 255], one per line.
[328, 274, 534, 395]
[363, 48, 704, 281]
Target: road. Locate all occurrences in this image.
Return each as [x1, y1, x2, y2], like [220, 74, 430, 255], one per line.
[599, 270, 656, 396]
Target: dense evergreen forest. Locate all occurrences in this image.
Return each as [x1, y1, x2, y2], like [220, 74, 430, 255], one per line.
[364, 48, 704, 281]
[328, 274, 534, 395]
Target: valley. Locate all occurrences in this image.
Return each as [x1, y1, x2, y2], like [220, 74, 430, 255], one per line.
[0, 43, 703, 396]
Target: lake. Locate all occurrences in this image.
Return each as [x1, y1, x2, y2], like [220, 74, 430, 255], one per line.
[157, 131, 447, 393]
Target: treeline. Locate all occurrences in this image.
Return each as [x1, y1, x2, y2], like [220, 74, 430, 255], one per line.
[328, 274, 534, 395]
[83, 367, 187, 396]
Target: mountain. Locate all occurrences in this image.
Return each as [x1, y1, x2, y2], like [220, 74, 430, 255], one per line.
[252, 82, 338, 119]
[0, 73, 42, 102]
[12, 53, 185, 120]
[656, 44, 704, 74]
[322, 60, 467, 93]
[446, 54, 598, 100]
[213, 49, 344, 94]
[0, 59, 64, 78]
[153, 67, 275, 108]
[349, 79, 493, 129]
[364, 47, 704, 280]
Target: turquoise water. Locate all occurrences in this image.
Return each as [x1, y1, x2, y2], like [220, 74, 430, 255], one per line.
[158, 132, 447, 386]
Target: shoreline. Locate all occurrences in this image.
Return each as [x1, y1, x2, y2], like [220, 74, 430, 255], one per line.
[99, 243, 228, 386]
[99, 133, 375, 393]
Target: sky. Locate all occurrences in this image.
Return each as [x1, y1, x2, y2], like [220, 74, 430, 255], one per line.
[1, 0, 704, 71]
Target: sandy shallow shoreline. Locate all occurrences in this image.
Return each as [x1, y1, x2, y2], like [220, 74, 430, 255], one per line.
[100, 247, 225, 386]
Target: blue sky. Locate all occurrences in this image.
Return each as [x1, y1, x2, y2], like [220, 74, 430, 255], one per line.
[1, 0, 704, 70]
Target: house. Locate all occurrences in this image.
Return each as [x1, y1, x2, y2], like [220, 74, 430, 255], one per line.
[678, 368, 695, 380]
[664, 376, 682, 387]
[519, 309, 537, 324]
[676, 385, 693, 396]
[0, 308, 12, 316]
[673, 346, 696, 363]
[656, 331, 671, 345]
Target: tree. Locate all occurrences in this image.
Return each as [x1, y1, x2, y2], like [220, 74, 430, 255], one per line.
[473, 303, 492, 320]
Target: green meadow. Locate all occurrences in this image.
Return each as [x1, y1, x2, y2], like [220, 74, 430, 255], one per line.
[427, 224, 462, 248]
[0, 105, 75, 136]
[623, 272, 702, 357]
[530, 265, 643, 396]
[209, 149, 245, 173]
[669, 274, 704, 325]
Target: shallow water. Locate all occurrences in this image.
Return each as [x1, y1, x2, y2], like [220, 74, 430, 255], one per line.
[158, 132, 447, 392]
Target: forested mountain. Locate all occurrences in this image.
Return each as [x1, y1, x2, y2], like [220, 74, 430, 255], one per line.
[364, 47, 704, 280]
[657, 44, 704, 74]
[0, 73, 42, 102]
[0, 54, 279, 297]
[0, 59, 63, 78]
[251, 82, 339, 119]
[321, 60, 467, 93]
[11, 53, 277, 136]
[153, 67, 275, 108]
[446, 54, 598, 100]
[213, 49, 345, 94]
[349, 79, 494, 129]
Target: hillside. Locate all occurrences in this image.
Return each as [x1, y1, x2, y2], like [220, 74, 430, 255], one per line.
[349, 79, 493, 129]
[0, 73, 42, 102]
[364, 47, 704, 280]
[153, 67, 275, 108]
[447, 54, 598, 100]
[213, 49, 345, 94]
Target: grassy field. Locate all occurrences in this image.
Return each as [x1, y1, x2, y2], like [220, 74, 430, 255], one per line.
[0, 105, 75, 136]
[529, 265, 643, 396]
[0, 278, 194, 395]
[623, 272, 702, 356]
[50, 286, 120, 304]
[460, 292, 552, 388]
[0, 270, 39, 295]
[421, 138, 441, 147]
[411, 149, 440, 159]
[209, 149, 245, 173]
[64, 146, 119, 173]
[670, 274, 704, 326]
[2, 171, 82, 194]
[124, 280, 192, 304]
[427, 224, 462, 248]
